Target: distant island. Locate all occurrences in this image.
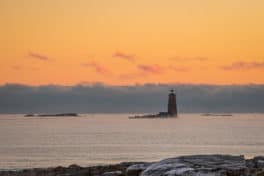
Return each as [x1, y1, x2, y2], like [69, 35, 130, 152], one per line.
[201, 113, 233, 117]
[129, 90, 178, 119]
[24, 113, 78, 117]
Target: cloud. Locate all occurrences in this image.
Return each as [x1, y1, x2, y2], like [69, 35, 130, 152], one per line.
[120, 65, 188, 79]
[170, 56, 208, 62]
[119, 64, 188, 79]
[11, 65, 38, 71]
[81, 62, 110, 75]
[119, 73, 147, 79]
[112, 52, 135, 62]
[169, 66, 190, 72]
[138, 64, 163, 74]
[28, 52, 50, 60]
[11, 65, 22, 70]
[0, 83, 264, 113]
[221, 61, 264, 70]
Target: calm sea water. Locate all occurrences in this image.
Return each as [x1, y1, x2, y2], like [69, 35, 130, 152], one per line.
[0, 113, 264, 170]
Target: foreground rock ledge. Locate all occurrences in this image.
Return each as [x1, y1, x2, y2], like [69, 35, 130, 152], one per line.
[1, 155, 264, 176]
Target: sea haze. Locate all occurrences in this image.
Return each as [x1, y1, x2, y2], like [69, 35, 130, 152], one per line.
[0, 84, 264, 113]
[0, 113, 264, 170]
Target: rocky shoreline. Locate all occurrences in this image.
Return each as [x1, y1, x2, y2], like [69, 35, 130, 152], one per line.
[1, 155, 264, 176]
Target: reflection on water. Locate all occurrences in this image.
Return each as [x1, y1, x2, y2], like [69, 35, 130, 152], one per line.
[0, 113, 264, 169]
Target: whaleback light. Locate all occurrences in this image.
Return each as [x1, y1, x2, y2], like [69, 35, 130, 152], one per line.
[168, 90, 177, 117]
[129, 89, 178, 118]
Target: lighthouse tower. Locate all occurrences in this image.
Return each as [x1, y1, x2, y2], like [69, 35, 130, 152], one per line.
[168, 90, 177, 117]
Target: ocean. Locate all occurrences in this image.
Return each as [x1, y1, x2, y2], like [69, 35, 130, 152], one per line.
[0, 113, 264, 170]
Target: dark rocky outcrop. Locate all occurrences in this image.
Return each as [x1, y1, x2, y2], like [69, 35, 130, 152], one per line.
[141, 155, 247, 176]
[102, 171, 124, 176]
[126, 163, 153, 176]
[0, 162, 146, 176]
[251, 156, 264, 169]
[1, 155, 264, 176]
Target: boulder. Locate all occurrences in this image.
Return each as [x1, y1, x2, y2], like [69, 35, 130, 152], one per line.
[126, 163, 152, 176]
[252, 156, 264, 169]
[102, 171, 124, 176]
[141, 155, 247, 176]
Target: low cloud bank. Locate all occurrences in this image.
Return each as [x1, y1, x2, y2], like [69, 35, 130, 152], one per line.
[0, 84, 263, 113]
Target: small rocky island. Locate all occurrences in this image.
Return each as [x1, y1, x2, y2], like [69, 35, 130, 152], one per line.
[1, 155, 264, 176]
[24, 113, 78, 117]
[130, 90, 178, 119]
[201, 113, 233, 117]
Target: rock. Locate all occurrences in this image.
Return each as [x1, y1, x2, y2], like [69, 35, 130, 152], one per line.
[24, 114, 35, 117]
[68, 164, 82, 170]
[65, 164, 83, 176]
[102, 171, 124, 176]
[1, 155, 264, 176]
[180, 154, 246, 169]
[246, 156, 264, 169]
[141, 155, 247, 176]
[253, 156, 264, 169]
[126, 163, 152, 176]
[120, 162, 147, 168]
[162, 167, 195, 176]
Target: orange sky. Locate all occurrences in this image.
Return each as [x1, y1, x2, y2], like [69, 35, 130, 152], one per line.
[1, 0, 264, 85]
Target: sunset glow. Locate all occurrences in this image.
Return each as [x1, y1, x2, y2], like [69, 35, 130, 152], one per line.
[1, 0, 264, 85]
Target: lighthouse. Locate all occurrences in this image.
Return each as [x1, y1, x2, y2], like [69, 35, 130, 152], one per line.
[129, 89, 178, 118]
[168, 90, 177, 117]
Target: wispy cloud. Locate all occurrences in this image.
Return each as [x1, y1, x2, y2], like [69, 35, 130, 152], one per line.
[119, 73, 147, 79]
[170, 56, 208, 62]
[11, 65, 22, 70]
[81, 62, 110, 75]
[137, 64, 163, 74]
[220, 61, 264, 70]
[169, 66, 190, 72]
[112, 52, 135, 62]
[28, 52, 50, 61]
[11, 65, 37, 71]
